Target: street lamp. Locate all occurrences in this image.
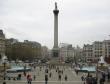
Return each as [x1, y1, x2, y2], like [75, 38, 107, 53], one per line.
[2, 59, 7, 84]
[96, 58, 99, 80]
[3, 62, 6, 80]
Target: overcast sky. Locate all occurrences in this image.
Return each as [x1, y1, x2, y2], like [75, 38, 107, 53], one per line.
[0, 0, 110, 49]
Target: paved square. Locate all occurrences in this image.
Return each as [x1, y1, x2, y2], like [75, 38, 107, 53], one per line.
[0, 66, 109, 84]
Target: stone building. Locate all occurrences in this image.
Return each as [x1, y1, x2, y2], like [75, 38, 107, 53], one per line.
[41, 46, 49, 58]
[59, 43, 74, 61]
[0, 30, 5, 58]
[83, 44, 93, 62]
[102, 40, 110, 63]
[92, 41, 103, 62]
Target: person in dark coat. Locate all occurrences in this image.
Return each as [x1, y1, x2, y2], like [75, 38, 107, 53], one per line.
[99, 78, 104, 84]
[81, 75, 84, 81]
[45, 74, 48, 84]
[107, 72, 110, 81]
[49, 72, 52, 78]
[65, 75, 68, 81]
[58, 74, 61, 81]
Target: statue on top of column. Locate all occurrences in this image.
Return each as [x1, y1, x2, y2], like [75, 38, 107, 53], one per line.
[55, 2, 57, 10]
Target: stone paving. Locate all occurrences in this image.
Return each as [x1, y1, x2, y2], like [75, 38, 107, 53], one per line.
[0, 66, 110, 84]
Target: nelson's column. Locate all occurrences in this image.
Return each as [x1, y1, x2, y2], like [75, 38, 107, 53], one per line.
[52, 2, 59, 57]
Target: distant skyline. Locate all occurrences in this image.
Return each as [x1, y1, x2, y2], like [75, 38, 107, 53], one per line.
[0, 0, 110, 49]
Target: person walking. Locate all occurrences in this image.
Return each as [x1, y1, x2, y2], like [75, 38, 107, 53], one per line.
[107, 72, 110, 81]
[49, 72, 52, 78]
[99, 77, 104, 84]
[81, 75, 84, 81]
[33, 75, 36, 80]
[45, 74, 48, 84]
[65, 75, 68, 81]
[28, 76, 32, 84]
[58, 74, 61, 81]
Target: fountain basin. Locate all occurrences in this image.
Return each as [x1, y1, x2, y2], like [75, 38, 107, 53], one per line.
[77, 66, 96, 73]
[6, 66, 31, 73]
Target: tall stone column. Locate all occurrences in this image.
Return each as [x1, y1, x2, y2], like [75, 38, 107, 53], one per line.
[52, 2, 59, 57]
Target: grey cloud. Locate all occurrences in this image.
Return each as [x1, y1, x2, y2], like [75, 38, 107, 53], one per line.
[0, 0, 110, 48]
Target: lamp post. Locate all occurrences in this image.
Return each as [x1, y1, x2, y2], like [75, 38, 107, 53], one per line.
[96, 59, 98, 80]
[3, 59, 7, 84]
[3, 62, 6, 80]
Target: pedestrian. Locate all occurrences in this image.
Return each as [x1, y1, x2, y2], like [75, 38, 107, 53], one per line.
[107, 72, 110, 81]
[45, 74, 48, 84]
[93, 77, 97, 84]
[18, 74, 21, 80]
[33, 75, 36, 80]
[33, 65, 36, 70]
[76, 70, 78, 75]
[81, 75, 84, 81]
[56, 69, 57, 72]
[28, 76, 32, 84]
[49, 72, 52, 78]
[65, 75, 67, 81]
[40, 66, 42, 71]
[3, 82, 6, 84]
[102, 72, 106, 82]
[58, 74, 61, 81]
[24, 72, 26, 76]
[27, 74, 30, 80]
[99, 78, 104, 84]
[61, 70, 63, 74]
[27, 74, 30, 84]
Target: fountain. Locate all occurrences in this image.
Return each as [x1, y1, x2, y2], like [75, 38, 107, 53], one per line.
[98, 56, 107, 66]
[7, 62, 31, 73]
[0, 55, 10, 69]
[0, 55, 31, 73]
[98, 56, 108, 72]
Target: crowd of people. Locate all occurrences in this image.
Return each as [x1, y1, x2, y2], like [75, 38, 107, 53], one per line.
[2, 64, 110, 84]
[80, 71, 110, 84]
[44, 65, 68, 84]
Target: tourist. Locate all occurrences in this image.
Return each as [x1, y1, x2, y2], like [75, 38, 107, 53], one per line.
[3, 82, 6, 84]
[28, 76, 32, 84]
[65, 75, 67, 81]
[40, 66, 42, 71]
[33, 75, 36, 80]
[45, 68, 48, 73]
[107, 72, 110, 81]
[102, 72, 106, 82]
[49, 72, 52, 78]
[76, 70, 78, 75]
[93, 77, 97, 84]
[33, 65, 36, 70]
[99, 77, 104, 84]
[24, 72, 26, 76]
[45, 74, 48, 84]
[81, 75, 84, 81]
[18, 74, 21, 80]
[86, 75, 93, 84]
[8, 77, 10, 80]
[61, 70, 63, 74]
[27, 74, 30, 83]
[56, 69, 57, 72]
[58, 74, 61, 81]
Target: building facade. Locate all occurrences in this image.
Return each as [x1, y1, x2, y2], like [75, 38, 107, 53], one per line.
[83, 40, 110, 63]
[0, 30, 5, 58]
[102, 40, 110, 57]
[83, 44, 93, 62]
[92, 41, 103, 62]
[59, 43, 74, 61]
[41, 46, 49, 58]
